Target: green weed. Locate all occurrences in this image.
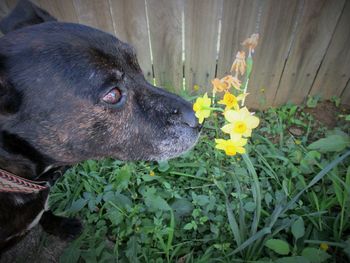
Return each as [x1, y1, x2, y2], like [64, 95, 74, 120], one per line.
[49, 103, 350, 263]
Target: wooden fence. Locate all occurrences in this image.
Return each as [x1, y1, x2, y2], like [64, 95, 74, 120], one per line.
[1, 0, 349, 108]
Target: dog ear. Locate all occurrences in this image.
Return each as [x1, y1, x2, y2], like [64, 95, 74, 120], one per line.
[0, 0, 56, 34]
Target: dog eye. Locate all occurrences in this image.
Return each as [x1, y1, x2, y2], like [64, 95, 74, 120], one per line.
[102, 88, 122, 104]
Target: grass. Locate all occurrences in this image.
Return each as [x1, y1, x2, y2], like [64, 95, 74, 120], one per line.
[49, 102, 350, 263]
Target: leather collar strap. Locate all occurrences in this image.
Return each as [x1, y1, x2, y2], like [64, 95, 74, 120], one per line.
[0, 169, 48, 193]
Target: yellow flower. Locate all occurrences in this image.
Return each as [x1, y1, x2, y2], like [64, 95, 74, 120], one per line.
[193, 85, 200, 91]
[193, 93, 211, 124]
[295, 139, 301, 145]
[149, 170, 155, 176]
[222, 107, 260, 138]
[320, 243, 329, 251]
[230, 51, 246, 76]
[242, 33, 259, 53]
[219, 92, 239, 111]
[218, 92, 248, 111]
[215, 137, 247, 156]
[212, 75, 241, 94]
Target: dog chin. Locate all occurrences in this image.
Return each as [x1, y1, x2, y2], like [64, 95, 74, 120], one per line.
[148, 128, 200, 161]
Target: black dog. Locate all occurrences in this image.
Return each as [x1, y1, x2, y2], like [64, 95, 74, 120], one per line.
[0, 0, 200, 252]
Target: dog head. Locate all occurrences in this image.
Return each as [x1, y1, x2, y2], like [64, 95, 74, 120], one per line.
[0, 1, 200, 172]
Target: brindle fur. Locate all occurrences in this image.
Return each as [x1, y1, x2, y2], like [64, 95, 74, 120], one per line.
[0, 0, 200, 253]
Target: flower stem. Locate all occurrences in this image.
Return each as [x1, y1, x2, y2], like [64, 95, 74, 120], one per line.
[208, 107, 224, 112]
[241, 78, 250, 106]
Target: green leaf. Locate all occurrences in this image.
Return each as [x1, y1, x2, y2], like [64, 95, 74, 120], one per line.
[344, 237, 350, 258]
[306, 95, 321, 108]
[107, 209, 123, 225]
[144, 188, 170, 211]
[157, 160, 170, 172]
[265, 239, 290, 255]
[115, 165, 131, 190]
[225, 197, 241, 246]
[275, 256, 310, 263]
[114, 193, 132, 209]
[171, 198, 193, 218]
[197, 195, 210, 206]
[60, 245, 81, 263]
[69, 198, 87, 213]
[265, 192, 273, 207]
[308, 134, 350, 153]
[301, 247, 331, 263]
[192, 193, 210, 206]
[147, 196, 170, 211]
[166, 210, 175, 254]
[102, 191, 115, 202]
[126, 235, 140, 263]
[291, 217, 305, 240]
[244, 201, 256, 212]
[105, 192, 132, 210]
[300, 151, 321, 174]
[184, 222, 193, 230]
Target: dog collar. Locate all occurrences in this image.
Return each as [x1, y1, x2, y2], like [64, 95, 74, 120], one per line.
[0, 168, 48, 193]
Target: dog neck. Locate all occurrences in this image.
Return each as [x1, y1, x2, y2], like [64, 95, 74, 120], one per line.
[0, 150, 40, 179]
[0, 130, 53, 180]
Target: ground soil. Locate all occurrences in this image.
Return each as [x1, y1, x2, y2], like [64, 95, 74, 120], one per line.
[304, 100, 349, 129]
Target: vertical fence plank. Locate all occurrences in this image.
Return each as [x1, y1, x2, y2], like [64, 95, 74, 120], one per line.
[341, 80, 350, 105]
[2, 0, 350, 108]
[273, 0, 345, 106]
[147, 0, 183, 92]
[73, 0, 115, 35]
[109, 0, 153, 82]
[246, 0, 301, 109]
[217, 0, 260, 78]
[309, 1, 350, 100]
[184, 0, 222, 92]
[37, 0, 79, 23]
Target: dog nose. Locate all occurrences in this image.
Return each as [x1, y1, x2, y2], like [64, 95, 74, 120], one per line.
[174, 106, 200, 129]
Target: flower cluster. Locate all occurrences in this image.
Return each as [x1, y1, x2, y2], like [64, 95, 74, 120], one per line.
[193, 34, 260, 156]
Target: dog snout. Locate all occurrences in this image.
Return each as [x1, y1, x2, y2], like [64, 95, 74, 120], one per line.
[172, 104, 200, 130]
[142, 84, 201, 130]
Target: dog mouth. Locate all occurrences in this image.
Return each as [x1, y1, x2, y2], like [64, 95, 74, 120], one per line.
[146, 124, 201, 161]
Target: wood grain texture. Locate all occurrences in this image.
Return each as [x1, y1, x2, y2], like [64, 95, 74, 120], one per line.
[246, 0, 301, 109]
[147, 0, 183, 92]
[184, 0, 222, 92]
[73, 0, 115, 35]
[37, 0, 79, 23]
[309, 1, 350, 100]
[109, 0, 153, 82]
[1, 0, 350, 108]
[217, 0, 260, 78]
[273, 0, 345, 105]
[341, 80, 350, 105]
